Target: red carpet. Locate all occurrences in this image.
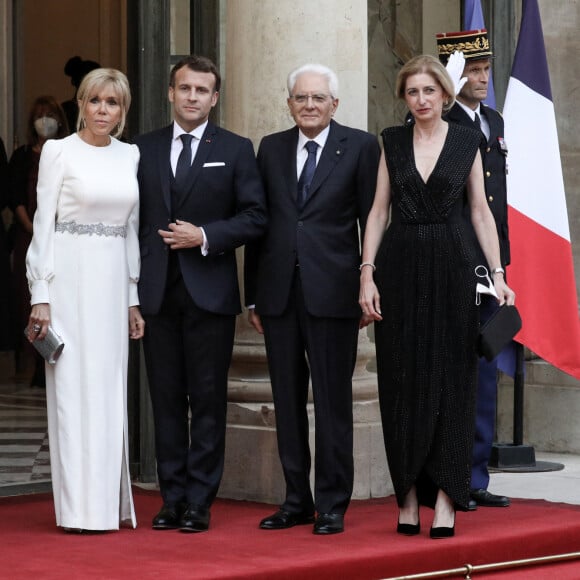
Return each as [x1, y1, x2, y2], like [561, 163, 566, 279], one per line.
[2, 489, 580, 579]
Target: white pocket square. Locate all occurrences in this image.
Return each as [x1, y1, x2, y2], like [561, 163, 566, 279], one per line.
[203, 162, 226, 167]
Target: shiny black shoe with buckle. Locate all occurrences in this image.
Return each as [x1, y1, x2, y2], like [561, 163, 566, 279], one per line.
[470, 489, 511, 508]
[152, 503, 186, 530]
[259, 509, 315, 530]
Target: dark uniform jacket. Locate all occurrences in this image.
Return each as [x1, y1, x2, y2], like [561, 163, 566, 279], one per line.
[445, 102, 510, 267]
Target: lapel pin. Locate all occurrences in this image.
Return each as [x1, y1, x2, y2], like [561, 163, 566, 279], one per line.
[205, 139, 212, 143]
[336, 150, 341, 155]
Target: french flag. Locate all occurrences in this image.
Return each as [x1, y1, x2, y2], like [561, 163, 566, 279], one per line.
[463, 0, 496, 108]
[503, 0, 580, 380]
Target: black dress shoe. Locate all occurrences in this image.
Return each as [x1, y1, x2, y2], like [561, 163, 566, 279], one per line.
[259, 509, 315, 530]
[152, 503, 185, 530]
[179, 505, 210, 533]
[468, 499, 478, 511]
[470, 489, 510, 508]
[313, 513, 344, 535]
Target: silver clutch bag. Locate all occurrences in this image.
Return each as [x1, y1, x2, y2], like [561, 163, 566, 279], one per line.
[24, 326, 65, 365]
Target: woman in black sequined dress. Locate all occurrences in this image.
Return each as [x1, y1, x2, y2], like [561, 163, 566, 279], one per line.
[359, 55, 515, 538]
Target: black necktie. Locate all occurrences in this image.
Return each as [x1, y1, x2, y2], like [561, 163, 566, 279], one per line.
[175, 133, 193, 189]
[474, 112, 486, 140]
[297, 141, 318, 206]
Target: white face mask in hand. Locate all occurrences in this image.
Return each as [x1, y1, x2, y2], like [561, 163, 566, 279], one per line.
[475, 265, 499, 305]
[34, 116, 59, 139]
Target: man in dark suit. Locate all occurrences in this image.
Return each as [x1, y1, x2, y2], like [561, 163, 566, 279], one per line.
[437, 30, 511, 510]
[135, 55, 267, 532]
[244, 64, 380, 535]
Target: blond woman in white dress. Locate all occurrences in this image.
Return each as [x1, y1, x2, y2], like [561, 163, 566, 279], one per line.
[26, 68, 145, 532]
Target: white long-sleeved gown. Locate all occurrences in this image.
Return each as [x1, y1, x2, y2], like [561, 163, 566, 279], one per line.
[26, 133, 140, 530]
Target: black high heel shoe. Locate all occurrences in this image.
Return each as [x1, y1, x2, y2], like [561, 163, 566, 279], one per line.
[430, 514, 455, 539]
[397, 518, 420, 536]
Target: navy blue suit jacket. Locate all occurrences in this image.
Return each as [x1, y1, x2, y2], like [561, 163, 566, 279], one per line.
[244, 120, 380, 318]
[136, 123, 267, 316]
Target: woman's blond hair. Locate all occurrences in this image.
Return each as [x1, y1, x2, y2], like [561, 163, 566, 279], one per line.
[396, 54, 455, 113]
[76, 68, 131, 138]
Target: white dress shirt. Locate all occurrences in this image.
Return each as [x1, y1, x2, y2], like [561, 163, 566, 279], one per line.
[171, 120, 209, 254]
[296, 125, 330, 178]
[456, 100, 490, 141]
[171, 120, 207, 173]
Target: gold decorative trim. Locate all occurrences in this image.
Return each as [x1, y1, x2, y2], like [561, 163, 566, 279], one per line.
[437, 37, 491, 57]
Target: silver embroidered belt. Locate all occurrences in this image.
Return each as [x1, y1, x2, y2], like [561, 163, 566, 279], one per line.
[56, 221, 127, 238]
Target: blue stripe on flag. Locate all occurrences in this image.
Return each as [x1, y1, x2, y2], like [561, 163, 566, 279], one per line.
[510, 0, 552, 101]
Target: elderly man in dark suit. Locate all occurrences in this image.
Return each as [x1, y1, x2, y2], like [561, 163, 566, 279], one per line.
[136, 55, 267, 533]
[437, 30, 511, 510]
[244, 63, 380, 535]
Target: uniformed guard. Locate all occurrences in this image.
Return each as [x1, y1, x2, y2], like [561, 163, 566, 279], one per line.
[437, 28, 511, 511]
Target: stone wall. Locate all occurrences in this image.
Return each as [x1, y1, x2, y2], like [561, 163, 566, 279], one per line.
[367, 0, 456, 135]
[498, 362, 580, 454]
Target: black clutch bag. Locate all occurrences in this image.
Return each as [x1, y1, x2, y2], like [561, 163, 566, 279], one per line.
[477, 305, 522, 362]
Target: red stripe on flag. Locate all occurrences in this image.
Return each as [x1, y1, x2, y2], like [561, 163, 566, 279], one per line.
[507, 206, 580, 380]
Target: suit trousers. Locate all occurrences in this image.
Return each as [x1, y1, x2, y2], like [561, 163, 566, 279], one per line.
[142, 273, 236, 507]
[472, 295, 500, 490]
[262, 269, 358, 515]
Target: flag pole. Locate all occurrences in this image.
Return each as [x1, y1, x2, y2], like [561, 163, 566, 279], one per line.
[513, 342, 525, 446]
[490, 342, 563, 473]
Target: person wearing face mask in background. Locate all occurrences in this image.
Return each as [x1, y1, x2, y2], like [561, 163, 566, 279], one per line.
[8, 96, 69, 387]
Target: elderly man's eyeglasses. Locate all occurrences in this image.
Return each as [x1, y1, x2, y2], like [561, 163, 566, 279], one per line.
[290, 94, 332, 105]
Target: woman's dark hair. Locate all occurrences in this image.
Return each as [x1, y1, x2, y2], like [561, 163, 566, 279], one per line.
[64, 56, 101, 89]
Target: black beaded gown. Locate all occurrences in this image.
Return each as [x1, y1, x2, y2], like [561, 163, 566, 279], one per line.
[374, 122, 482, 511]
